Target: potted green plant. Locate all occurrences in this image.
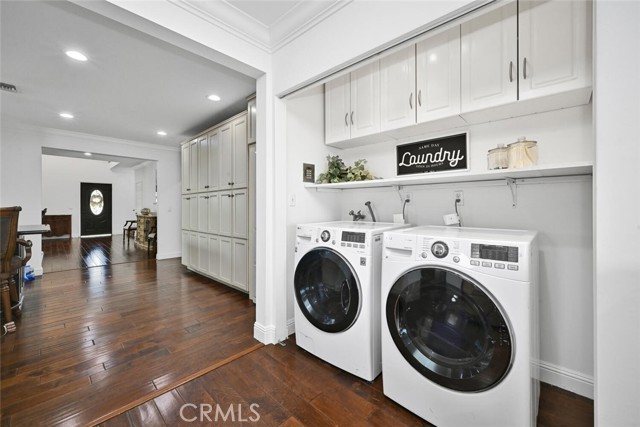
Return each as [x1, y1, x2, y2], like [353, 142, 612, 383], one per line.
[316, 155, 378, 183]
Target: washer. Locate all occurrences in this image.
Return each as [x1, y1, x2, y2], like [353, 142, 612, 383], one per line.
[294, 221, 409, 381]
[381, 226, 539, 426]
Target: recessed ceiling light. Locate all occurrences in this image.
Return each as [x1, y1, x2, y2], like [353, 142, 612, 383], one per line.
[59, 112, 74, 119]
[157, 131, 167, 136]
[84, 152, 92, 156]
[65, 50, 88, 62]
[207, 94, 221, 102]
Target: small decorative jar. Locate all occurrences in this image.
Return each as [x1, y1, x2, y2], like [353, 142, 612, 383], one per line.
[507, 137, 538, 169]
[140, 208, 151, 215]
[487, 144, 509, 170]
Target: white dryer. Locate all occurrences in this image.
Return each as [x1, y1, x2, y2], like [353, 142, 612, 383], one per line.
[381, 226, 539, 426]
[294, 221, 409, 381]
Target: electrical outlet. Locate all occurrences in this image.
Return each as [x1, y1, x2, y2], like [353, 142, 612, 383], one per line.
[454, 190, 464, 206]
[405, 193, 412, 203]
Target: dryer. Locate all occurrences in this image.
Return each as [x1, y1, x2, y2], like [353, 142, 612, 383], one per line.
[294, 221, 409, 381]
[381, 226, 539, 426]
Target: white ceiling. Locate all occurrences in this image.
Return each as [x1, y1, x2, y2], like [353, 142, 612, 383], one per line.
[0, 0, 339, 163]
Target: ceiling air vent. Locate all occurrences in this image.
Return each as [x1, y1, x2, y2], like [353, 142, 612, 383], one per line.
[0, 82, 18, 93]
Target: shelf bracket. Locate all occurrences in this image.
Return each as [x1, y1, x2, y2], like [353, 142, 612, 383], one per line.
[506, 178, 517, 208]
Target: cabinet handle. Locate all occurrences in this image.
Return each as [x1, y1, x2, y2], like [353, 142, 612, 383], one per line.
[344, 113, 349, 127]
[185, 197, 191, 200]
[409, 93, 413, 109]
[523, 57, 528, 80]
[350, 111, 354, 125]
[230, 194, 235, 198]
[186, 188, 191, 191]
[204, 185, 209, 189]
[417, 90, 422, 107]
[509, 61, 513, 83]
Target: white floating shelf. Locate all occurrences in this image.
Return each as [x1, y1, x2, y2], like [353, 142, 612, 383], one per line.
[305, 162, 593, 190]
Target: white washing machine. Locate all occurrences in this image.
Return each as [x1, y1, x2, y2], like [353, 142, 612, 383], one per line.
[293, 221, 409, 381]
[381, 226, 539, 426]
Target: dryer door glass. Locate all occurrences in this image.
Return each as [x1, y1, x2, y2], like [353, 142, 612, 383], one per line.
[295, 248, 361, 333]
[386, 267, 513, 392]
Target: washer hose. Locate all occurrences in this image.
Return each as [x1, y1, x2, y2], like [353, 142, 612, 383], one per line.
[364, 201, 376, 222]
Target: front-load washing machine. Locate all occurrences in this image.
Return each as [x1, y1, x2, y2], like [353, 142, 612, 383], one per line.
[381, 226, 539, 426]
[294, 221, 409, 381]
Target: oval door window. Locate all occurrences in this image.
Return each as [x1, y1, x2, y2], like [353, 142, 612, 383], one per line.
[386, 267, 513, 392]
[89, 189, 104, 215]
[294, 248, 361, 333]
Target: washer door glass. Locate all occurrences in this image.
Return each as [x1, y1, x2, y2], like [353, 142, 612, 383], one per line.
[386, 267, 513, 392]
[295, 248, 360, 333]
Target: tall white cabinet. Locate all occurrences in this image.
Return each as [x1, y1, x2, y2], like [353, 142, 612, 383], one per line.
[181, 111, 249, 293]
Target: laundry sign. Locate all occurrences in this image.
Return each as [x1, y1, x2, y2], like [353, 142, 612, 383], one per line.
[396, 133, 468, 176]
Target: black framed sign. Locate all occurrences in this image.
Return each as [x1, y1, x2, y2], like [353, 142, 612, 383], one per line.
[396, 133, 468, 176]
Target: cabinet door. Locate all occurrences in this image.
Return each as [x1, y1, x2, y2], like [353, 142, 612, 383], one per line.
[219, 123, 233, 190]
[189, 232, 199, 270]
[207, 192, 219, 235]
[232, 189, 247, 239]
[324, 74, 351, 144]
[461, 2, 517, 112]
[232, 115, 248, 188]
[197, 233, 209, 273]
[416, 26, 461, 123]
[232, 239, 248, 292]
[197, 135, 209, 192]
[380, 46, 415, 131]
[208, 235, 220, 279]
[519, 0, 591, 100]
[219, 236, 233, 284]
[207, 129, 220, 191]
[197, 194, 209, 233]
[350, 61, 380, 138]
[219, 191, 233, 236]
[188, 139, 198, 193]
[181, 230, 190, 266]
[181, 195, 190, 229]
[181, 143, 190, 194]
[189, 196, 198, 231]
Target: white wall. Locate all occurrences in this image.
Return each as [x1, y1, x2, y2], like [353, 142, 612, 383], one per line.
[593, 1, 640, 425]
[133, 161, 158, 214]
[0, 125, 182, 275]
[41, 155, 136, 238]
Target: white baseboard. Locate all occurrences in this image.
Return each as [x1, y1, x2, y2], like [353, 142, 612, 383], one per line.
[156, 252, 181, 260]
[254, 321, 277, 344]
[287, 317, 295, 336]
[536, 360, 594, 399]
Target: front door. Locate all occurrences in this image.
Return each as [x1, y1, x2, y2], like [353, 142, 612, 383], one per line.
[80, 183, 112, 236]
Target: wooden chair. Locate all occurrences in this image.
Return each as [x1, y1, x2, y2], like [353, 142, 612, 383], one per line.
[147, 226, 157, 254]
[1, 206, 32, 333]
[123, 220, 137, 244]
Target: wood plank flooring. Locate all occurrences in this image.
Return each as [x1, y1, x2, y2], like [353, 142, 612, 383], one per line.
[2, 240, 593, 427]
[42, 235, 151, 273]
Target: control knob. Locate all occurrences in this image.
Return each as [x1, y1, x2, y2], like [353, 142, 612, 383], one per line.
[320, 230, 331, 242]
[431, 241, 449, 258]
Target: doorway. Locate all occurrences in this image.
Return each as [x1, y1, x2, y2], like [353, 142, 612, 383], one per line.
[80, 182, 112, 236]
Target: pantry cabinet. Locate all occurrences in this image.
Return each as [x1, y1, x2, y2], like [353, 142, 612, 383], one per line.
[181, 111, 250, 294]
[325, 61, 380, 144]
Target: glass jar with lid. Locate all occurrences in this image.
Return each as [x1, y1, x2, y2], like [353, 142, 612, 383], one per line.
[507, 137, 538, 169]
[487, 144, 509, 170]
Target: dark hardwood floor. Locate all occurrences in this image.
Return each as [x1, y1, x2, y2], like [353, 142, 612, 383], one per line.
[2, 238, 593, 426]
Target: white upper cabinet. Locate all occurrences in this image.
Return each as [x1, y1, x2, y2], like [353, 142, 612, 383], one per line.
[518, 0, 591, 100]
[207, 128, 220, 191]
[461, 1, 518, 113]
[232, 115, 248, 188]
[325, 62, 380, 144]
[197, 135, 209, 192]
[416, 26, 462, 123]
[380, 46, 416, 132]
[189, 138, 198, 194]
[461, 0, 591, 117]
[181, 142, 191, 194]
[219, 123, 233, 190]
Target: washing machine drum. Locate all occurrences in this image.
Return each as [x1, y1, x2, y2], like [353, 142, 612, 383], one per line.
[386, 266, 513, 392]
[295, 248, 361, 333]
